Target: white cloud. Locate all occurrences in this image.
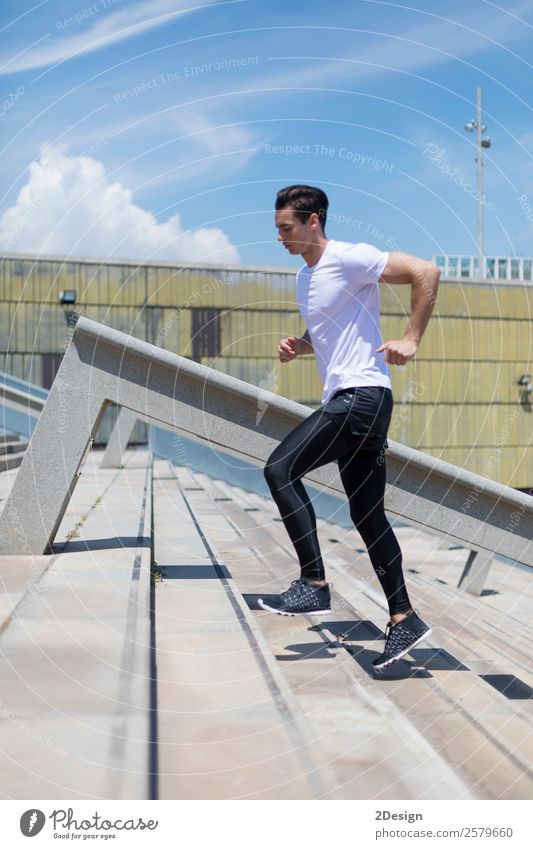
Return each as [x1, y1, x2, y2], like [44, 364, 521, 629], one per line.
[105, 107, 260, 194]
[0, 143, 240, 263]
[1, 0, 218, 76]
[173, 108, 257, 156]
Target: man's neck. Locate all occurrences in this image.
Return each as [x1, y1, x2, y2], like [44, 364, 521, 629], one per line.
[302, 237, 329, 268]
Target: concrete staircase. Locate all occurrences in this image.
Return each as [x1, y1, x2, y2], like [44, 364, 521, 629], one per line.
[0, 431, 28, 472]
[0, 449, 152, 799]
[153, 460, 532, 800]
[0, 448, 531, 799]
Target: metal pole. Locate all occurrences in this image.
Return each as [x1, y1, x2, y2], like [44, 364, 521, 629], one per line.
[476, 85, 484, 268]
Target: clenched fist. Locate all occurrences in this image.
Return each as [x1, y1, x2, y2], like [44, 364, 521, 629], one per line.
[376, 336, 418, 365]
[278, 336, 301, 362]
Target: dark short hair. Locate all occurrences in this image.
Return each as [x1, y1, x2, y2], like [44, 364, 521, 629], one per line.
[275, 184, 328, 230]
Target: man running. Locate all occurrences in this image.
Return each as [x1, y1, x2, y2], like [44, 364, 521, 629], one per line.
[257, 184, 440, 671]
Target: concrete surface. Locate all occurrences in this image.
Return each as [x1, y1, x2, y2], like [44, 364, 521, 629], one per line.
[0, 446, 531, 800]
[0, 317, 531, 577]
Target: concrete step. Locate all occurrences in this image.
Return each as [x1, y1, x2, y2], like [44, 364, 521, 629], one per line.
[152, 458, 343, 800]
[178, 470, 471, 799]
[236, 476, 533, 679]
[2, 447, 530, 801]
[199, 470, 533, 651]
[0, 450, 26, 473]
[0, 448, 153, 800]
[322, 568, 533, 800]
[0, 432, 20, 444]
[181, 467, 533, 800]
[323, 526, 533, 660]
[0, 440, 28, 455]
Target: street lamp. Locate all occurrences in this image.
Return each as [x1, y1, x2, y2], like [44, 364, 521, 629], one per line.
[464, 85, 491, 273]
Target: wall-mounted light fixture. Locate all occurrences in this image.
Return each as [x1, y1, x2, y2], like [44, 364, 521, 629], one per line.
[59, 290, 76, 305]
[518, 374, 532, 410]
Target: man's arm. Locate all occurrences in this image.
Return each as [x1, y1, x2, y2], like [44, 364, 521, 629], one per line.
[299, 329, 314, 354]
[376, 252, 440, 365]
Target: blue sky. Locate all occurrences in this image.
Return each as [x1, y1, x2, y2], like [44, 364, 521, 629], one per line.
[1, 0, 532, 267]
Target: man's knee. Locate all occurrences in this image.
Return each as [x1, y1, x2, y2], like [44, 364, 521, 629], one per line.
[263, 462, 274, 489]
[264, 454, 286, 490]
[349, 504, 383, 533]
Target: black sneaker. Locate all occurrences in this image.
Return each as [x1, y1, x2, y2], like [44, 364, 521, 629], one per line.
[257, 578, 331, 616]
[372, 610, 432, 671]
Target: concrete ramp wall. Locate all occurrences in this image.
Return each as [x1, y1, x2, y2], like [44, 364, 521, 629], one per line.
[0, 317, 531, 571]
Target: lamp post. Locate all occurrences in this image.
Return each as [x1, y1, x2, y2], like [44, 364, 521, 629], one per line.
[464, 85, 491, 274]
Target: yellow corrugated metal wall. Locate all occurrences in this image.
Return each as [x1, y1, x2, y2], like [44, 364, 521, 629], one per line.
[1, 255, 531, 489]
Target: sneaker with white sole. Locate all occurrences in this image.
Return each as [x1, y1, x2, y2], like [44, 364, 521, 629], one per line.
[372, 610, 432, 671]
[257, 578, 331, 616]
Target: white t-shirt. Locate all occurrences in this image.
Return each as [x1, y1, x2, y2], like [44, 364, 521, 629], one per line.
[296, 239, 391, 404]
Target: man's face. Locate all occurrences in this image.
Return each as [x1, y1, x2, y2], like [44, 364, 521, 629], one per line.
[275, 208, 314, 255]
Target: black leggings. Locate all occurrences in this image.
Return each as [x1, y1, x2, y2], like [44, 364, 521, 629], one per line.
[264, 387, 412, 616]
